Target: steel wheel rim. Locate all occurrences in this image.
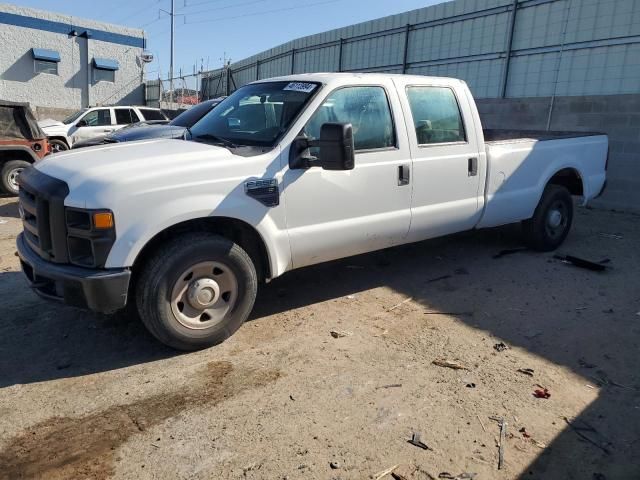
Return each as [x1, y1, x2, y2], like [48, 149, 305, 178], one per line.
[8, 167, 23, 191]
[170, 261, 238, 330]
[52, 142, 65, 152]
[545, 200, 568, 240]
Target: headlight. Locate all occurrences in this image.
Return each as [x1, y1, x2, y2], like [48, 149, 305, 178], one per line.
[65, 208, 116, 268]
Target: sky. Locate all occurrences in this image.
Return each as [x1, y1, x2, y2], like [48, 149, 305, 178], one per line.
[10, 0, 441, 82]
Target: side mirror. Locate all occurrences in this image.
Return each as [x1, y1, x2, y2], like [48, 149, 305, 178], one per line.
[76, 120, 88, 127]
[317, 123, 355, 171]
[289, 123, 354, 170]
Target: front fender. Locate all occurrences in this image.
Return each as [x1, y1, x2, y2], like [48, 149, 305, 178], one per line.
[105, 193, 291, 279]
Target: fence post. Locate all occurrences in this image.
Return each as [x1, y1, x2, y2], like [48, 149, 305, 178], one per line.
[256, 60, 260, 80]
[338, 38, 344, 72]
[500, 0, 519, 98]
[225, 67, 230, 96]
[291, 48, 296, 74]
[402, 23, 411, 73]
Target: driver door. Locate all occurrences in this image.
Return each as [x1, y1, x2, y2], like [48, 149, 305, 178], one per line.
[70, 108, 114, 144]
[283, 83, 412, 269]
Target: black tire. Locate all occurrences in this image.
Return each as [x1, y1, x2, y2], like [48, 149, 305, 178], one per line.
[49, 139, 69, 153]
[1, 160, 31, 195]
[136, 233, 258, 351]
[522, 184, 573, 251]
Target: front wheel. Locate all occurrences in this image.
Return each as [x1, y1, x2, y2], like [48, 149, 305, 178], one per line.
[49, 139, 69, 153]
[522, 184, 573, 251]
[136, 233, 258, 350]
[1, 160, 31, 195]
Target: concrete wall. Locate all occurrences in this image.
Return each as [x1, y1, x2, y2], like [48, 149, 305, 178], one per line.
[0, 3, 145, 117]
[477, 94, 640, 212]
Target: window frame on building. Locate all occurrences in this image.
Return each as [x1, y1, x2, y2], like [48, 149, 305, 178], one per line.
[93, 57, 119, 84]
[32, 48, 61, 76]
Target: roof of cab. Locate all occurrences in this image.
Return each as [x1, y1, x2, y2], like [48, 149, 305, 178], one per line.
[253, 72, 465, 86]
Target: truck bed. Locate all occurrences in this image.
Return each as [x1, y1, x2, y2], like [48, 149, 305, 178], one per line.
[484, 129, 604, 144]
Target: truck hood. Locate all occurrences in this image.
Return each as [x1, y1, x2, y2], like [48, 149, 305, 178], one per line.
[35, 138, 236, 208]
[110, 124, 186, 142]
[38, 118, 65, 129]
[38, 119, 69, 136]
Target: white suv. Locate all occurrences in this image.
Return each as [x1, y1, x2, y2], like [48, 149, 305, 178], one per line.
[38, 106, 168, 152]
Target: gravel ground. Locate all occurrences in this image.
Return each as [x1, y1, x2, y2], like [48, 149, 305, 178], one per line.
[0, 194, 639, 480]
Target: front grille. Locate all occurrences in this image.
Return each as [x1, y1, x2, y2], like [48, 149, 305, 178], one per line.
[18, 168, 70, 264]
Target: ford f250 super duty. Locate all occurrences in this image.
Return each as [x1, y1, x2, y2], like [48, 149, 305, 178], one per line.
[16, 73, 608, 350]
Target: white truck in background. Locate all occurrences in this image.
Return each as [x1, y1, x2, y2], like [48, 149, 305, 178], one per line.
[17, 73, 608, 350]
[38, 105, 168, 152]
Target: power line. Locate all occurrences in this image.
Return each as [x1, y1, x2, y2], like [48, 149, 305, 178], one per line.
[179, 0, 266, 17]
[181, 0, 233, 8]
[184, 0, 340, 25]
[114, 0, 165, 24]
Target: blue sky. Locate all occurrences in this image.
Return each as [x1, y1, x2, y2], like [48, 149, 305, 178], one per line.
[11, 0, 441, 80]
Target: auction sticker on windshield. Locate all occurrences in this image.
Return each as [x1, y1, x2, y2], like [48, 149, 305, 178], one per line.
[284, 82, 317, 93]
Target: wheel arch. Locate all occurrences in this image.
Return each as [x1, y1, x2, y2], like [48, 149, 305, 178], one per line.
[0, 146, 38, 164]
[546, 167, 584, 197]
[47, 136, 70, 148]
[130, 216, 273, 283]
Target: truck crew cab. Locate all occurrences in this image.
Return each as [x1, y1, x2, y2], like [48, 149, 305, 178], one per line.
[16, 73, 608, 350]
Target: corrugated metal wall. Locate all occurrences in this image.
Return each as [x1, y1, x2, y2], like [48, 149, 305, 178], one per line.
[200, 0, 640, 99]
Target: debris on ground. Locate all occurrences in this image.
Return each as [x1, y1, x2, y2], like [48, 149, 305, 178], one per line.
[519, 427, 531, 438]
[388, 297, 413, 311]
[530, 438, 547, 449]
[554, 254, 608, 272]
[533, 386, 551, 399]
[330, 329, 352, 338]
[329, 461, 340, 469]
[407, 432, 431, 450]
[466, 382, 476, 388]
[563, 417, 611, 455]
[517, 368, 534, 376]
[579, 358, 597, 369]
[489, 416, 507, 470]
[432, 359, 468, 370]
[425, 274, 452, 284]
[376, 383, 402, 389]
[375, 464, 399, 480]
[477, 415, 487, 432]
[424, 311, 473, 316]
[390, 464, 415, 480]
[493, 247, 528, 259]
[438, 472, 477, 479]
[493, 342, 509, 352]
[599, 232, 623, 240]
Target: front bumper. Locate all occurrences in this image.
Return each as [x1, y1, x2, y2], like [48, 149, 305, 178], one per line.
[17, 233, 130, 314]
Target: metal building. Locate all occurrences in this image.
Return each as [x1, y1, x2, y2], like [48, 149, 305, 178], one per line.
[198, 0, 640, 212]
[0, 3, 147, 120]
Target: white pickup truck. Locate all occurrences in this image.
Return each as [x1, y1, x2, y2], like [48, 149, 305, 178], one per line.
[17, 73, 608, 350]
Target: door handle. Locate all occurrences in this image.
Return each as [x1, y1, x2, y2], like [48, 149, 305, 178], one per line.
[398, 164, 410, 186]
[468, 157, 478, 177]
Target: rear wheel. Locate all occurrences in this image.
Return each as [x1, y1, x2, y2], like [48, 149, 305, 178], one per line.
[49, 139, 69, 153]
[1, 160, 30, 195]
[136, 233, 258, 350]
[522, 184, 573, 251]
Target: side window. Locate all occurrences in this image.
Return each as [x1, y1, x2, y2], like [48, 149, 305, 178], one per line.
[303, 86, 395, 151]
[406, 87, 466, 145]
[81, 109, 111, 127]
[140, 109, 166, 121]
[114, 109, 137, 125]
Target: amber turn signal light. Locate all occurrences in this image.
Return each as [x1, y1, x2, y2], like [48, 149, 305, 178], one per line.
[93, 212, 114, 229]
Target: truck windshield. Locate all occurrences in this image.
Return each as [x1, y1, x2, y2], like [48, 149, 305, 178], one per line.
[189, 81, 320, 147]
[62, 109, 87, 125]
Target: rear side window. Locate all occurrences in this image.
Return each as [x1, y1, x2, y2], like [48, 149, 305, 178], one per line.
[406, 87, 466, 145]
[140, 109, 166, 121]
[114, 109, 139, 125]
[303, 86, 395, 151]
[82, 109, 111, 127]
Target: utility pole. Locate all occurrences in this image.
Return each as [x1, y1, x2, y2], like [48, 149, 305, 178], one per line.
[169, 0, 175, 106]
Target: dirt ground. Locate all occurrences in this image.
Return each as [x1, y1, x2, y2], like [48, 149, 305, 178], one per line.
[0, 194, 639, 480]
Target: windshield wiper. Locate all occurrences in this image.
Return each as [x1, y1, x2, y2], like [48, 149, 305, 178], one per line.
[193, 133, 238, 148]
